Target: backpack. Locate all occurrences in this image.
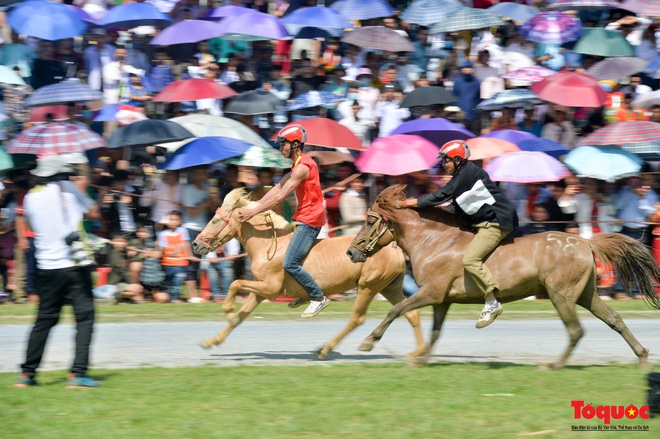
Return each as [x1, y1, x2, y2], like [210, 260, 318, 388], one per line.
[647, 372, 660, 417]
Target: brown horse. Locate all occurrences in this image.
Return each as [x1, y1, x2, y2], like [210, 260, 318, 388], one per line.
[346, 185, 660, 369]
[191, 188, 428, 359]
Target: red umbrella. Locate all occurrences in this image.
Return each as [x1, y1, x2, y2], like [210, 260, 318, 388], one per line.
[152, 78, 237, 102]
[578, 121, 660, 146]
[466, 137, 521, 161]
[531, 71, 607, 107]
[272, 118, 363, 150]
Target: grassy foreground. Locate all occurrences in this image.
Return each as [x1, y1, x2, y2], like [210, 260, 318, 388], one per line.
[0, 298, 658, 325]
[2, 364, 658, 438]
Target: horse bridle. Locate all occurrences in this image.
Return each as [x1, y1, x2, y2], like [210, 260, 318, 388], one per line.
[195, 203, 241, 250]
[351, 210, 396, 256]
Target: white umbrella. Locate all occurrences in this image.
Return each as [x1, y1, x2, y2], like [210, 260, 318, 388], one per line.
[631, 89, 660, 110]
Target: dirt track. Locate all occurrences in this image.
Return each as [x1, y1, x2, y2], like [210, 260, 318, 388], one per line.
[2, 318, 659, 372]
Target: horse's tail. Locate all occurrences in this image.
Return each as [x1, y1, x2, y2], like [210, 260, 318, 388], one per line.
[589, 233, 660, 309]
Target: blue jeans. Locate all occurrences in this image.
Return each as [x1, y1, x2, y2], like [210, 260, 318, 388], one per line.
[163, 265, 186, 301]
[207, 260, 235, 297]
[283, 224, 323, 301]
[402, 274, 419, 298]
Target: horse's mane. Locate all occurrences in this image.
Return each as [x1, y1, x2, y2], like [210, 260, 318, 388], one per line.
[377, 184, 470, 230]
[222, 188, 292, 230]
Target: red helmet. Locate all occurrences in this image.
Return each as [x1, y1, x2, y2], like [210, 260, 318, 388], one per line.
[438, 140, 470, 160]
[277, 124, 307, 144]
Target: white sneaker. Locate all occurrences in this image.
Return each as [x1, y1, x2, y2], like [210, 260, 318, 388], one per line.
[301, 297, 330, 318]
[476, 302, 503, 329]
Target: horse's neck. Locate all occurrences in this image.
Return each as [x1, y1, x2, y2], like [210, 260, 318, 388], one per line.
[393, 209, 466, 259]
[238, 219, 291, 255]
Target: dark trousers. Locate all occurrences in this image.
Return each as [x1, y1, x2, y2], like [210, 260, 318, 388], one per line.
[21, 266, 95, 377]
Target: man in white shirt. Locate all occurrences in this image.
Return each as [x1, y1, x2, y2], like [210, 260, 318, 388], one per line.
[83, 30, 115, 91]
[374, 83, 410, 138]
[102, 46, 144, 104]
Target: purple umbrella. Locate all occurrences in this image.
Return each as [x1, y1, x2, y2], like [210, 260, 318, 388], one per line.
[216, 10, 289, 41]
[390, 118, 475, 146]
[520, 11, 582, 45]
[200, 5, 255, 20]
[483, 130, 537, 144]
[149, 20, 224, 45]
[484, 151, 571, 183]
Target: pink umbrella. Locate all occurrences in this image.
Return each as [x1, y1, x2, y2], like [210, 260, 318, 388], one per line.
[484, 151, 572, 183]
[355, 135, 440, 175]
[465, 137, 520, 161]
[578, 121, 660, 146]
[502, 66, 556, 83]
[531, 71, 607, 107]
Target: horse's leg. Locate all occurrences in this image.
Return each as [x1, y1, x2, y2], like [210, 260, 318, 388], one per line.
[316, 287, 376, 359]
[577, 293, 650, 368]
[379, 278, 428, 359]
[359, 287, 437, 352]
[222, 279, 271, 315]
[414, 302, 452, 366]
[199, 293, 264, 349]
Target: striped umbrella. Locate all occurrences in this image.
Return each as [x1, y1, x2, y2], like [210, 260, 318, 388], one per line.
[487, 3, 539, 23]
[547, 0, 623, 10]
[400, 0, 464, 26]
[621, 0, 660, 17]
[330, 0, 394, 20]
[519, 11, 582, 45]
[24, 80, 103, 107]
[620, 141, 660, 158]
[430, 8, 506, 33]
[477, 89, 543, 110]
[341, 26, 415, 52]
[7, 123, 107, 157]
[578, 121, 660, 147]
[223, 144, 292, 169]
[502, 66, 556, 83]
[586, 57, 650, 81]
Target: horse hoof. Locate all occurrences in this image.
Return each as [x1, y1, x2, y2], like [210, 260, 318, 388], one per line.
[539, 363, 560, 371]
[198, 340, 213, 350]
[358, 341, 374, 352]
[222, 304, 235, 314]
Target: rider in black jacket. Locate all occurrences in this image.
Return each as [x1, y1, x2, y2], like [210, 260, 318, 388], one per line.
[400, 139, 518, 328]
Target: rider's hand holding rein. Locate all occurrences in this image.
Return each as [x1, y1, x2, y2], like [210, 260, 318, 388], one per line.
[399, 198, 419, 209]
[238, 208, 257, 222]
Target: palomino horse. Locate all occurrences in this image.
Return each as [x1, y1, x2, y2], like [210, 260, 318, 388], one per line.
[346, 185, 660, 369]
[191, 188, 427, 359]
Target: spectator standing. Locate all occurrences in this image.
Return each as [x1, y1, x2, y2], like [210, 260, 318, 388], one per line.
[339, 175, 368, 236]
[139, 170, 183, 229]
[102, 46, 144, 105]
[558, 178, 618, 239]
[374, 83, 409, 138]
[452, 60, 482, 134]
[540, 109, 576, 148]
[83, 29, 115, 91]
[31, 40, 66, 90]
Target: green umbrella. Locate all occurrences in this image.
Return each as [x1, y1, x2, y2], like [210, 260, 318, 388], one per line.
[223, 144, 292, 169]
[0, 65, 26, 85]
[0, 146, 14, 171]
[573, 28, 634, 57]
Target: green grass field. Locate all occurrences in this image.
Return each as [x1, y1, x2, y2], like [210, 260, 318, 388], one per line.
[1, 364, 658, 438]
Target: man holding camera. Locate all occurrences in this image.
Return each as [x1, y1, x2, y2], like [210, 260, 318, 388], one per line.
[15, 156, 101, 388]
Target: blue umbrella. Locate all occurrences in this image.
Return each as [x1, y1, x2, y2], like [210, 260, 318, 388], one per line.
[285, 91, 345, 111]
[330, 0, 394, 20]
[487, 3, 539, 23]
[160, 137, 251, 171]
[281, 6, 352, 37]
[7, 1, 88, 41]
[400, 0, 465, 26]
[516, 138, 569, 159]
[200, 5, 255, 20]
[24, 80, 104, 107]
[477, 89, 543, 110]
[217, 10, 289, 41]
[563, 145, 643, 182]
[99, 2, 173, 29]
[92, 104, 121, 123]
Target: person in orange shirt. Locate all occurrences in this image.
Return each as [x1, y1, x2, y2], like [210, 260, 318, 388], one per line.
[157, 210, 196, 303]
[238, 124, 330, 318]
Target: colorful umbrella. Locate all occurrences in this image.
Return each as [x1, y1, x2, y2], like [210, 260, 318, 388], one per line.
[466, 138, 521, 161]
[477, 89, 543, 110]
[547, 0, 623, 10]
[578, 121, 660, 146]
[621, 0, 660, 17]
[483, 130, 536, 144]
[515, 138, 569, 159]
[485, 151, 571, 183]
[167, 114, 272, 152]
[99, 2, 173, 29]
[519, 11, 582, 45]
[619, 141, 660, 158]
[563, 145, 643, 182]
[107, 119, 194, 149]
[274, 118, 363, 151]
[487, 3, 538, 23]
[355, 135, 440, 176]
[217, 10, 289, 41]
[224, 90, 282, 115]
[7, 123, 107, 157]
[7, 0, 88, 41]
[502, 66, 555, 84]
[531, 71, 607, 107]
[24, 80, 103, 107]
[400, 0, 465, 26]
[307, 150, 355, 166]
[585, 57, 650, 81]
[223, 144, 292, 169]
[330, 0, 394, 20]
[0, 65, 26, 86]
[430, 8, 506, 33]
[341, 26, 415, 52]
[390, 118, 475, 146]
[284, 91, 345, 111]
[281, 6, 352, 38]
[631, 90, 660, 110]
[401, 86, 457, 108]
[573, 28, 634, 57]
[149, 20, 224, 45]
[200, 5, 255, 20]
[152, 79, 237, 102]
[159, 137, 251, 171]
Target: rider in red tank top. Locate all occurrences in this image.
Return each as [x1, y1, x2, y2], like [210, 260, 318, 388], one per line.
[292, 153, 325, 227]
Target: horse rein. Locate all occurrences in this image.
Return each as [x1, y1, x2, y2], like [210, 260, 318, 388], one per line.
[351, 210, 396, 256]
[195, 204, 241, 250]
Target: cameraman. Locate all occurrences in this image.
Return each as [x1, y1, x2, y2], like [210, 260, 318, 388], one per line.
[15, 156, 101, 388]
